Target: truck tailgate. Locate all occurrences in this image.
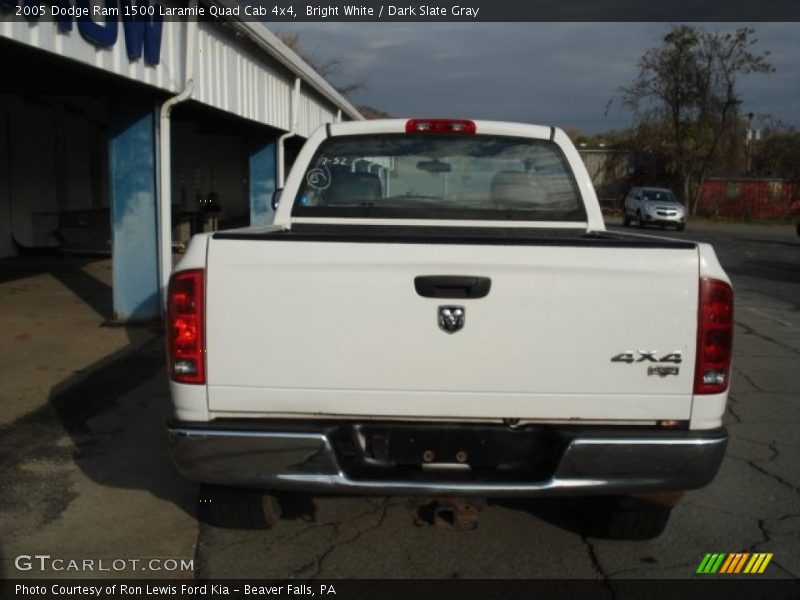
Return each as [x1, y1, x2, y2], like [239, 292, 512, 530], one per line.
[205, 234, 699, 421]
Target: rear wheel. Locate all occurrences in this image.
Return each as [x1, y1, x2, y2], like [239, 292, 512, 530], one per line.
[635, 211, 643, 228]
[584, 496, 673, 540]
[197, 485, 282, 529]
[622, 213, 630, 226]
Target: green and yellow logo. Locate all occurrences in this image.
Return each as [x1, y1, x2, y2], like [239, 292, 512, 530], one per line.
[696, 552, 773, 574]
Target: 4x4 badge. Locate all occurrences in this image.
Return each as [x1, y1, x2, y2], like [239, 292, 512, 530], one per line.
[438, 306, 465, 334]
[611, 351, 682, 364]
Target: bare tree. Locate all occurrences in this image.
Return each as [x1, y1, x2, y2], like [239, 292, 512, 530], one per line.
[752, 115, 800, 182]
[275, 32, 366, 97]
[621, 25, 773, 214]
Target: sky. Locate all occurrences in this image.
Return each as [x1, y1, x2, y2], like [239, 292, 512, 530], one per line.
[270, 22, 800, 134]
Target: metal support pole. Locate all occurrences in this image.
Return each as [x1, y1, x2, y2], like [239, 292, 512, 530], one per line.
[277, 78, 302, 189]
[158, 8, 198, 309]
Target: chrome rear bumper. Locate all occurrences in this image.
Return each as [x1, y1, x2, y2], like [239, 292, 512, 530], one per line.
[168, 422, 727, 497]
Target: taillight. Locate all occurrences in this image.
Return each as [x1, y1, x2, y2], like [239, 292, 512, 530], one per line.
[167, 269, 205, 384]
[694, 278, 733, 394]
[405, 119, 476, 134]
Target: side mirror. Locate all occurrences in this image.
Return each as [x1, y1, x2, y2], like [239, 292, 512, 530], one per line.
[271, 189, 283, 211]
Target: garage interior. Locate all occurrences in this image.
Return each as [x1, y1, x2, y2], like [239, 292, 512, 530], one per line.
[0, 36, 311, 322]
[0, 37, 294, 254]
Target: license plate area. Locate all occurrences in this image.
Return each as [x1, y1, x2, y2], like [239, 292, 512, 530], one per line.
[333, 423, 562, 482]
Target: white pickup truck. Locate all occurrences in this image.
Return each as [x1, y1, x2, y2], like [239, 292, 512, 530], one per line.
[166, 119, 733, 539]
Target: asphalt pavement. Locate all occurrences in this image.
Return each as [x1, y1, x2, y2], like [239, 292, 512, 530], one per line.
[195, 220, 800, 580]
[0, 221, 798, 584]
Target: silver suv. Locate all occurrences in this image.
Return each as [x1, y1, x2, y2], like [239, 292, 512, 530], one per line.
[623, 187, 686, 231]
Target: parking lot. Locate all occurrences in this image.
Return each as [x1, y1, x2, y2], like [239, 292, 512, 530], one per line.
[0, 221, 798, 581]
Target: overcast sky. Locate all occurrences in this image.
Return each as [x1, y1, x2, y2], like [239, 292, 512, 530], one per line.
[270, 22, 800, 133]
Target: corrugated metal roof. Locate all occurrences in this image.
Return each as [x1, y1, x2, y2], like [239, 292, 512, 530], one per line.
[0, 2, 362, 129]
[216, 15, 363, 122]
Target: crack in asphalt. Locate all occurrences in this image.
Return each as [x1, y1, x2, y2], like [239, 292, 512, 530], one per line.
[748, 518, 771, 554]
[727, 434, 781, 462]
[744, 519, 800, 579]
[767, 442, 782, 462]
[194, 498, 393, 579]
[272, 522, 334, 547]
[767, 561, 799, 579]
[734, 435, 800, 450]
[728, 455, 800, 496]
[288, 498, 391, 579]
[286, 522, 338, 579]
[757, 515, 800, 579]
[747, 460, 800, 496]
[270, 500, 385, 548]
[726, 394, 743, 423]
[581, 536, 611, 589]
[732, 365, 767, 393]
[772, 513, 800, 522]
[734, 320, 800, 357]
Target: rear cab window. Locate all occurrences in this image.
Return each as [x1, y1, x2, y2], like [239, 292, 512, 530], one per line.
[291, 134, 587, 222]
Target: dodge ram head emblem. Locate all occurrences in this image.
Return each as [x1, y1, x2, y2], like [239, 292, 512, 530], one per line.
[438, 306, 465, 334]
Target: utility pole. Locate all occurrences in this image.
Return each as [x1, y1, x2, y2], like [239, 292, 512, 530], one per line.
[746, 112, 754, 174]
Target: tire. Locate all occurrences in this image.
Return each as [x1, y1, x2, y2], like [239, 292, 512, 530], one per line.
[584, 496, 673, 540]
[677, 223, 686, 231]
[635, 211, 643, 228]
[198, 485, 282, 529]
[622, 213, 630, 227]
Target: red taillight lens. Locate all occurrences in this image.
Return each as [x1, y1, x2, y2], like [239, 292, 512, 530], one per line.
[694, 278, 733, 394]
[405, 119, 476, 134]
[167, 269, 205, 384]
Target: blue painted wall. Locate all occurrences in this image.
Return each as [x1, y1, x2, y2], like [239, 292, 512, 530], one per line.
[249, 139, 277, 227]
[109, 97, 160, 321]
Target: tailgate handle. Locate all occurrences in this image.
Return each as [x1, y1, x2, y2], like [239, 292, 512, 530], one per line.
[414, 276, 491, 299]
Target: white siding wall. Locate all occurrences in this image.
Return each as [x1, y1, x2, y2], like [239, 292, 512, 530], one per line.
[1, 13, 343, 135]
[193, 24, 335, 136]
[0, 18, 184, 93]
